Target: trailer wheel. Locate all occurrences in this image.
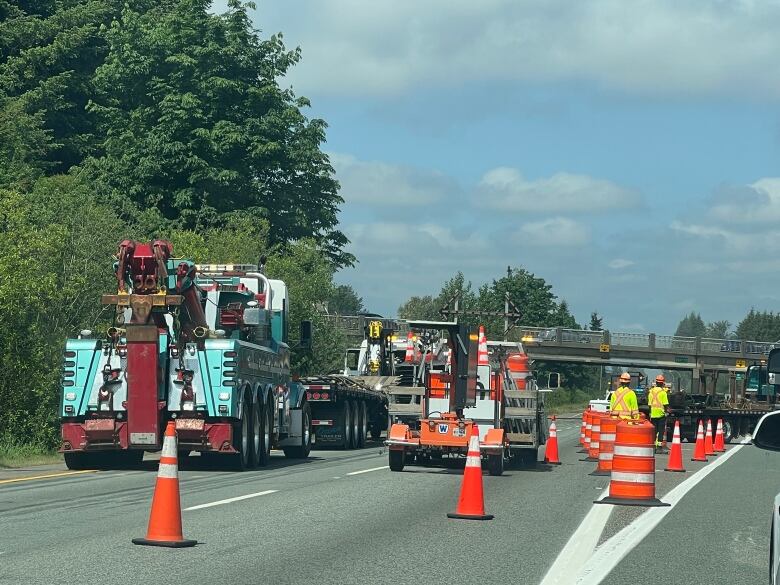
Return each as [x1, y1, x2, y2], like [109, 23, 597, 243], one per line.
[722, 418, 735, 444]
[249, 400, 262, 468]
[370, 421, 382, 441]
[64, 452, 92, 470]
[341, 401, 353, 449]
[488, 453, 504, 476]
[232, 396, 251, 471]
[356, 402, 367, 448]
[284, 403, 312, 459]
[258, 399, 273, 466]
[350, 400, 359, 449]
[389, 449, 405, 472]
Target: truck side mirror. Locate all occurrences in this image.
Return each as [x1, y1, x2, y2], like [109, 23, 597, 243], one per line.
[299, 320, 312, 350]
[754, 410, 780, 451]
[548, 372, 561, 390]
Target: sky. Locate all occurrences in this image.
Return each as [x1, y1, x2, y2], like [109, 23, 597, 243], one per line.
[241, 0, 780, 333]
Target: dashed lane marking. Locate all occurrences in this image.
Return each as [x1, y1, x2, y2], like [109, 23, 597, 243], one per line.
[346, 466, 389, 476]
[184, 489, 278, 511]
[0, 470, 97, 485]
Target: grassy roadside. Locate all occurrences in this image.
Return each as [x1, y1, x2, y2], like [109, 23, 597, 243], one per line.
[547, 401, 590, 416]
[0, 440, 62, 469]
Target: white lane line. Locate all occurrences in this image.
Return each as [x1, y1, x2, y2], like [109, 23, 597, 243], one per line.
[539, 488, 612, 585]
[184, 489, 277, 511]
[346, 466, 389, 476]
[576, 438, 749, 584]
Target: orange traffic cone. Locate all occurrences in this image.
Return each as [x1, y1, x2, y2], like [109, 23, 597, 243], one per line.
[704, 419, 716, 456]
[133, 422, 196, 547]
[691, 420, 707, 462]
[714, 418, 725, 452]
[404, 332, 414, 363]
[477, 326, 489, 367]
[447, 425, 493, 520]
[665, 420, 685, 472]
[544, 416, 561, 465]
[578, 413, 587, 453]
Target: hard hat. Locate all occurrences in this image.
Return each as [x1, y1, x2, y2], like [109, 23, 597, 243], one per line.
[620, 372, 631, 383]
[655, 374, 665, 383]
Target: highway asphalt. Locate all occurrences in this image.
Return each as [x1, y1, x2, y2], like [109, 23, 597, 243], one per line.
[0, 419, 774, 585]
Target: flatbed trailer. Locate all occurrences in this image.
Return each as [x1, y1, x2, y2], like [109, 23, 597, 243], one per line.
[666, 393, 772, 443]
[301, 375, 387, 448]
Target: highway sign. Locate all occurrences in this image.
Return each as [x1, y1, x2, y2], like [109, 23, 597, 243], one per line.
[599, 344, 610, 353]
[736, 359, 747, 368]
[736, 373, 744, 381]
[674, 356, 689, 363]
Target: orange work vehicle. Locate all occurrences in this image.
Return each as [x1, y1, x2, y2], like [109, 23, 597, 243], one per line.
[385, 321, 507, 475]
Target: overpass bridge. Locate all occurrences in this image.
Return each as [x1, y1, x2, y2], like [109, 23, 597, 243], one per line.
[518, 326, 776, 393]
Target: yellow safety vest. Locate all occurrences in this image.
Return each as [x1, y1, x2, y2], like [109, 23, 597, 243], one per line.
[610, 386, 638, 419]
[647, 386, 668, 419]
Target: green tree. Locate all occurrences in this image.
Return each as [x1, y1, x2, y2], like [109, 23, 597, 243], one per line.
[704, 320, 731, 339]
[674, 312, 706, 337]
[589, 311, 603, 331]
[736, 309, 780, 342]
[328, 284, 364, 315]
[84, 0, 351, 266]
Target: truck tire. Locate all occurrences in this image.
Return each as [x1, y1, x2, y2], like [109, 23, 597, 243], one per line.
[257, 399, 272, 467]
[232, 396, 251, 471]
[350, 400, 359, 449]
[488, 453, 504, 476]
[389, 449, 405, 472]
[250, 400, 262, 468]
[722, 418, 735, 444]
[370, 419, 382, 441]
[341, 401, 352, 449]
[356, 401, 367, 448]
[64, 451, 92, 470]
[284, 403, 312, 459]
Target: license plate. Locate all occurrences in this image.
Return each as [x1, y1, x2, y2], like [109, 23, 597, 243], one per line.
[130, 432, 157, 445]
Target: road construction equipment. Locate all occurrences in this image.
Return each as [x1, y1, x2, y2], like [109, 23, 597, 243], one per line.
[60, 241, 313, 470]
[385, 322, 506, 475]
[595, 418, 669, 507]
[133, 422, 195, 547]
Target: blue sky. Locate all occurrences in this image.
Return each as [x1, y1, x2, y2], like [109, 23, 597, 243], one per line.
[242, 1, 780, 334]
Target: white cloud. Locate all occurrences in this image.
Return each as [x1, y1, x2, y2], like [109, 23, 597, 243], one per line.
[478, 167, 639, 213]
[608, 258, 635, 269]
[517, 217, 590, 247]
[331, 153, 455, 207]
[708, 178, 780, 224]
[257, 0, 780, 99]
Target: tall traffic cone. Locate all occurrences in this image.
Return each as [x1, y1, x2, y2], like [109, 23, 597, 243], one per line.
[578, 413, 587, 453]
[691, 420, 707, 462]
[665, 420, 685, 472]
[544, 416, 561, 465]
[404, 332, 414, 363]
[477, 326, 489, 367]
[133, 422, 196, 547]
[714, 418, 725, 452]
[704, 419, 716, 456]
[447, 425, 493, 520]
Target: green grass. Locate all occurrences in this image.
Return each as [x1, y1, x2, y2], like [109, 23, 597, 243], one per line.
[0, 439, 62, 468]
[545, 388, 596, 415]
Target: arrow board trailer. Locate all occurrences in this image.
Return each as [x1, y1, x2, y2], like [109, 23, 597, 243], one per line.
[300, 375, 388, 449]
[384, 322, 517, 476]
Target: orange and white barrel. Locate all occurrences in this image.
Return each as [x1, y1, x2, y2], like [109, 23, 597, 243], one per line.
[591, 415, 617, 476]
[586, 412, 602, 461]
[506, 353, 530, 390]
[595, 418, 668, 507]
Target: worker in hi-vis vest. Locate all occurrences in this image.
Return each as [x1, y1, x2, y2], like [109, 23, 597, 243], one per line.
[647, 374, 670, 451]
[610, 372, 639, 419]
